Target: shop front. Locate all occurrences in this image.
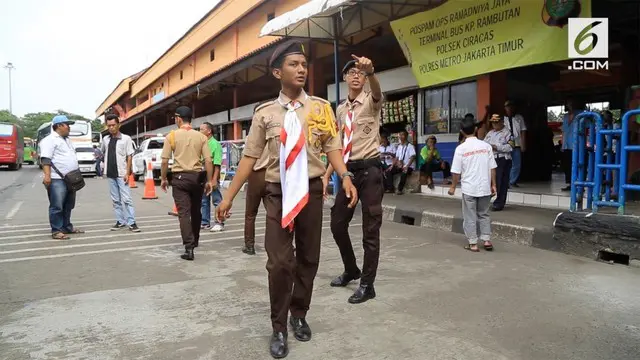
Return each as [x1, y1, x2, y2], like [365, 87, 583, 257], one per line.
[386, 0, 640, 209]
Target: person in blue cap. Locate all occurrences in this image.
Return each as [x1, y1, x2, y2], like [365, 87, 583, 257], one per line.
[39, 115, 83, 239]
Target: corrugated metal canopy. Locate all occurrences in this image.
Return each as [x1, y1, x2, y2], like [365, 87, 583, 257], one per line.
[259, 0, 443, 39]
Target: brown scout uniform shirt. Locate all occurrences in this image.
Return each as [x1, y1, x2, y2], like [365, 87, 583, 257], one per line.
[253, 148, 270, 171]
[161, 128, 212, 172]
[336, 91, 383, 161]
[243, 91, 342, 183]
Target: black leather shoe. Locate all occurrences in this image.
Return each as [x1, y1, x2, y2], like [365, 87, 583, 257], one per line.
[330, 271, 361, 287]
[242, 245, 256, 255]
[348, 284, 376, 304]
[180, 248, 194, 261]
[289, 316, 311, 342]
[270, 331, 288, 359]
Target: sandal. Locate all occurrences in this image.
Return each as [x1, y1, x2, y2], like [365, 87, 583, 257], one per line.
[464, 244, 480, 252]
[52, 232, 69, 240]
[64, 228, 85, 234]
[483, 241, 494, 251]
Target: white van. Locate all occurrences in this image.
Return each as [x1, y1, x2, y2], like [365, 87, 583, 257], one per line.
[75, 144, 97, 176]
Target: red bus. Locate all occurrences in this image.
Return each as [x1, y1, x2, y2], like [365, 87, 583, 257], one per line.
[0, 122, 24, 170]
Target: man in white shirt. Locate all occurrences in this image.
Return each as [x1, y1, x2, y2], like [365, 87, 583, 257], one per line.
[449, 117, 497, 252]
[385, 130, 416, 194]
[101, 114, 140, 232]
[379, 134, 396, 192]
[379, 134, 396, 168]
[503, 100, 527, 187]
[39, 115, 83, 240]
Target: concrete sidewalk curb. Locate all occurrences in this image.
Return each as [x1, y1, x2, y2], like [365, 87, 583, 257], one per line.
[325, 196, 554, 249]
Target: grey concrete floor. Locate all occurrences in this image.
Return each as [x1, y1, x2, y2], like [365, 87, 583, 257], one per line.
[0, 166, 639, 360]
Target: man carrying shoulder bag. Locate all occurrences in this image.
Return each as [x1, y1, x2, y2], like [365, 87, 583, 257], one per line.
[39, 115, 85, 240]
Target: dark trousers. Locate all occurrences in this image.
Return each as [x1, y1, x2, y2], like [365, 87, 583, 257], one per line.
[244, 169, 266, 247]
[331, 163, 383, 285]
[385, 166, 414, 191]
[264, 178, 323, 332]
[420, 161, 451, 178]
[494, 157, 512, 210]
[562, 150, 573, 184]
[47, 179, 76, 233]
[95, 161, 102, 177]
[172, 171, 205, 249]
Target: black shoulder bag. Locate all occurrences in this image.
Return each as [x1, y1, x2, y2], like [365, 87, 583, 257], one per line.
[50, 139, 86, 192]
[51, 163, 85, 192]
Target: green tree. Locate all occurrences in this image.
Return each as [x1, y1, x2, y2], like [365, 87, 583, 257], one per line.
[0, 110, 20, 124]
[21, 112, 58, 138]
[55, 109, 91, 121]
[17, 110, 93, 138]
[91, 118, 104, 132]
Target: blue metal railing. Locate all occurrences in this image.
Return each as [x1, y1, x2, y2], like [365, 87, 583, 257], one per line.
[570, 109, 640, 214]
[570, 112, 599, 211]
[613, 109, 640, 214]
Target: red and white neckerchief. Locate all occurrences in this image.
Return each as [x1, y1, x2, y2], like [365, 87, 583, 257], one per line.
[278, 97, 309, 231]
[342, 105, 355, 163]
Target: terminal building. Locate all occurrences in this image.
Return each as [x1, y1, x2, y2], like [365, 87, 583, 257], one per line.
[96, 0, 639, 210]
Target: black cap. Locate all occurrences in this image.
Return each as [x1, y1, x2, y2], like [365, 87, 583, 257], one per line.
[269, 40, 306, 68]
[342, 60, 357, 75]
[175, 106, 192, 120]
[460, 116, 476, 130]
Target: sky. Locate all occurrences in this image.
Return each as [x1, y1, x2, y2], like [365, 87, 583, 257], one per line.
[0, 0, 219, 119]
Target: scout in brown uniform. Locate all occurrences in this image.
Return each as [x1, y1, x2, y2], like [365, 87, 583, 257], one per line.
[161, 106, 214, 261]
[216, 41, 357, 359]
[323, 55, 384, 304]
[242, 148, 269, 255]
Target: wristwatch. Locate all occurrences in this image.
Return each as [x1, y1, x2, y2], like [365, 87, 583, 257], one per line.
[341, 171, 355, 179]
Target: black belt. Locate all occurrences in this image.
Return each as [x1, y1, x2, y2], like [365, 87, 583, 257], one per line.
[347, 158, 382, 172]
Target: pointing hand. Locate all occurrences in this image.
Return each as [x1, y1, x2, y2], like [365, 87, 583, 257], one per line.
[351, 54, 374, 74]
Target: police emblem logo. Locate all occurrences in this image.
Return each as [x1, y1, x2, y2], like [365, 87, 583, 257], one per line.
[541, 0, 582, 28]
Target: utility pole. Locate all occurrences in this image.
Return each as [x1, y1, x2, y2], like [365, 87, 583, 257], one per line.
[3, 62, 15, 115]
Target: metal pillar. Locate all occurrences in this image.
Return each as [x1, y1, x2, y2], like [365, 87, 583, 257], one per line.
[332, 20, 341, 196]
[4, 62, 14, 114]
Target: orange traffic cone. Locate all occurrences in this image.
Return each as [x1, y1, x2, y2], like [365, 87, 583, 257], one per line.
[168, 203, 178, 216]
[128, 173, 138, 188]
[142, 162, 158, 200]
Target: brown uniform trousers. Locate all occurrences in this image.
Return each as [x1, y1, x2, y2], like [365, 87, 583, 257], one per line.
[172, 171, 206, 249]
[244, 169, 267, 247]
[331, 158, 384, 285]
[264, 178, 323, 332]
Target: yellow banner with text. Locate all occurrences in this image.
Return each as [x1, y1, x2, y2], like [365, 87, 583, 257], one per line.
[390, 0, 592, 88]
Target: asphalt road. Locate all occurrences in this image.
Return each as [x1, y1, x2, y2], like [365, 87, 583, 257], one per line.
[0, 166, 639, 360]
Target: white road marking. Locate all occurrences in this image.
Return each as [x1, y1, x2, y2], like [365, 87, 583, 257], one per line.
[0, 224, 361, 263]
[0, 230, 260, 254]
[5, 201, 23, 220]
[0, 218, 178, 234]
[0, 215, 330, 242]
[31, 173, 42, 188]
[0, 213, 269, 235]
[0, 214, 230, 229]
[0, 215, 327, 246]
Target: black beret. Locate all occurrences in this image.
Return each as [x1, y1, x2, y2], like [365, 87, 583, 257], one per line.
[269, 40, 306, 68]
[175, 106, 192, 119]
[460, 116, 476, 129]
[342, 60, 357, 74]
